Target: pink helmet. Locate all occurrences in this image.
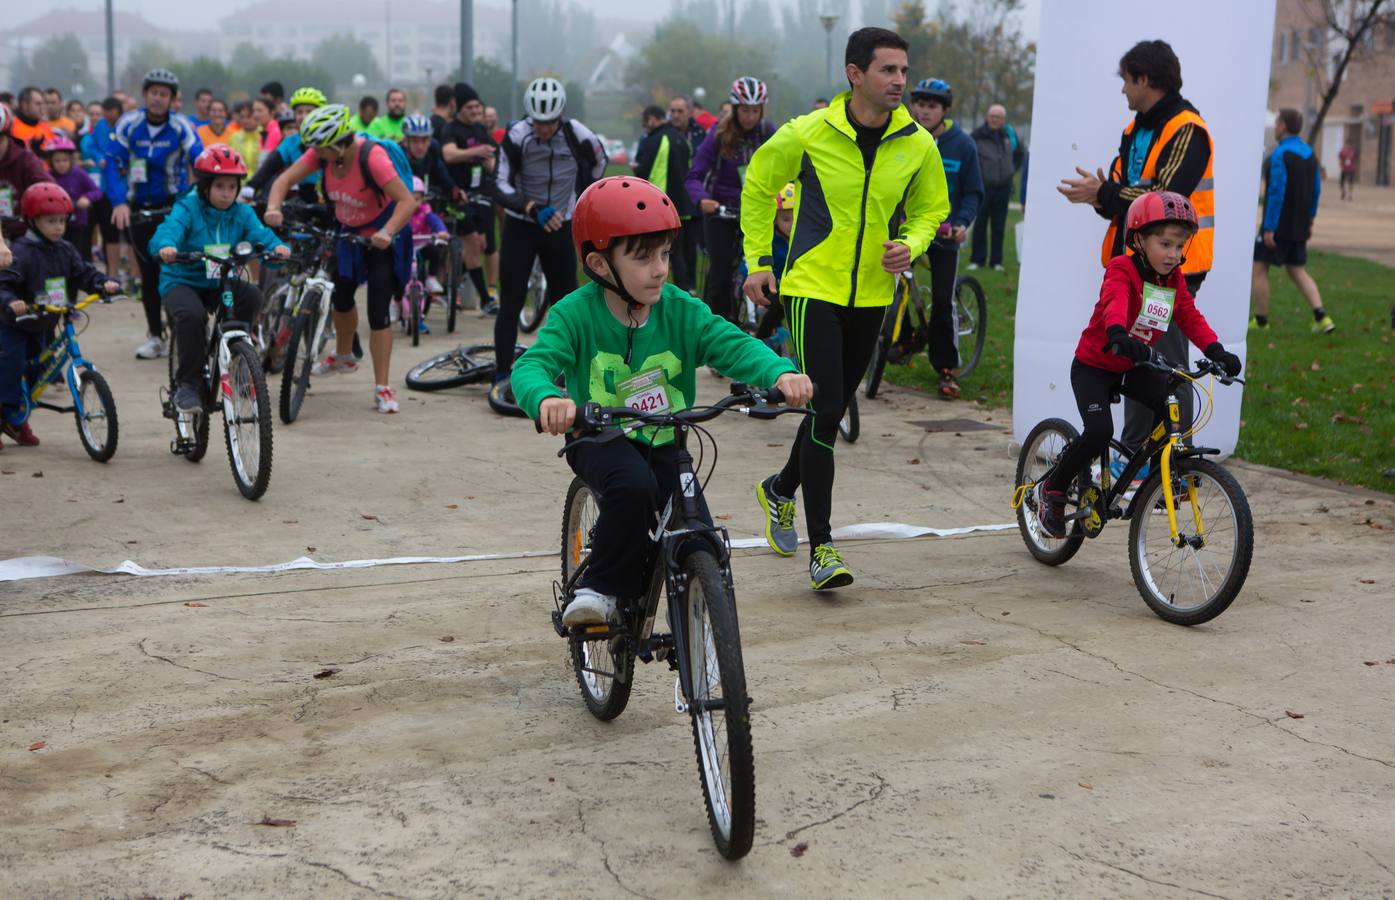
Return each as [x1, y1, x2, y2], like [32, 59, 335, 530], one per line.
[43, 133, 78, 154]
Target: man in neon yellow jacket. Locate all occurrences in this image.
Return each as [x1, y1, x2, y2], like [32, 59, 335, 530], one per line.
[742, 26, 949, 591]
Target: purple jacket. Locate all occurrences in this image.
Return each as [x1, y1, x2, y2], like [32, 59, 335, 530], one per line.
[52, 167, 103, 229]
[684, 120, 775, 210]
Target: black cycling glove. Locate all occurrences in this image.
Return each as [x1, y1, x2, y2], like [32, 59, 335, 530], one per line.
[1204, 342, 1243, 377]
[1104, 324, 1152, 363]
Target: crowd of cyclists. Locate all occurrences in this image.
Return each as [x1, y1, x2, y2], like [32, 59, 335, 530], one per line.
[1, 28, 1247, 598]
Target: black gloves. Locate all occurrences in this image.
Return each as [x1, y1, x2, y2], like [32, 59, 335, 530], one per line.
[1204, 342, 1243, 377]
[1104, 325, 1152, 363]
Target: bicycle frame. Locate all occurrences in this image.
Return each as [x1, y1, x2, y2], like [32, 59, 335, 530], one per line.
[19, 295, 102, 420]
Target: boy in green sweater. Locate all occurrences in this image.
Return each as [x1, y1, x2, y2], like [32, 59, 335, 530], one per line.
[514, 176, 813, 625]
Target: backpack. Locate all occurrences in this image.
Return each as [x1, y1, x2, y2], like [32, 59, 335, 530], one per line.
[319, 134, 415, 205]
[501, 119, 607, 197]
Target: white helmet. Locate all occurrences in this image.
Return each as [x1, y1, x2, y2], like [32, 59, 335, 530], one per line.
[524, 77, 567, 122]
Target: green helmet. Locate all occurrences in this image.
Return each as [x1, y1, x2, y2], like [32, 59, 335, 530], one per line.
[300, 103, 353, 148]
[289, 86, 327, 109]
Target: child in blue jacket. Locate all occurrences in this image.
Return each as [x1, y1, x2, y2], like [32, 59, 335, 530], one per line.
[149, 146, 288, 413]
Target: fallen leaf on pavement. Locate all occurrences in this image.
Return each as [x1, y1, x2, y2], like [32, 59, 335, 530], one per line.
[1284, 710, 1305, 719]
[1310, 359, 1320, 371]
[31, 471, 43, 478]
[0, 469, 14, 475]
[716, 514, 731, 520]
[256, 816, 297, 828]
[959, 639, 986, 646]
[439, 636, 455, 643]
[1293, 422, 1309, 430]
[1364, 661, 1380, 666]
[306, 547, 316, 553]
[790, 841, 809, 857]
[282, 519, 298, 524]
[360, 513, 381, 522]
[183, 602, 207, 608]
[113, 498, 124, 503]
[313, 668, 340, 679]
[1359, 578, 1375, 584]
[908, 458, 921, 465]
[1001, 611, 1010, 616]
[445, 504, 459, 509]
[28, 741, 46, 751]
[1078, 782, 1093, 790]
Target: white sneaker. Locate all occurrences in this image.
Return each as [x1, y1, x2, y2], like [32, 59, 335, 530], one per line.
[135, 335, 168, 359]
[389, 300, 401, 324]
[562, 587, 617, 626]
[312, 354, 359, 376]
[425, 276, 444, 294]
[374, 385, 399, 414]
[966, 263, 981, 271]
[993, 264, 1006, 273]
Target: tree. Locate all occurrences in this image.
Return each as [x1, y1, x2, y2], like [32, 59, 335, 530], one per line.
[11, 34, 97, 99]
[894, 0, 1034, 125]
[120, 41, 180, 95]
[180, 57, 235, 100]
[456, 57, 523, 115]
[1292, 0, 1391, 143]
[312, 33, 384, 91]
[626, 19, 778, 116]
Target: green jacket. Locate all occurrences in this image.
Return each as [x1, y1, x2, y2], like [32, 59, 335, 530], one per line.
[741, 92, 949, 308]
[367, 114, 406, 142]
[512, 281, 798, 446]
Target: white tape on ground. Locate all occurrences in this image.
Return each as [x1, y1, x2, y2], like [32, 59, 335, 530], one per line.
[0, 521, 1016, 583]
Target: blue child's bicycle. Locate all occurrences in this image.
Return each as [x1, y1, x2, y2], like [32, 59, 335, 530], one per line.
[7, 292, 119, 462]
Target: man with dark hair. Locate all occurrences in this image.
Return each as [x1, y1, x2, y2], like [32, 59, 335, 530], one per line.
[742, 26, 949, 590]
[431, 85, 457, 141]
[352, 96, 379, 132]
[441, 82, 500, 312]
[633, 103, 696, 290]
[259, 81, 285, 115]
[190, 88, 214, 127]
[1058, 38, 1215, 478]
[11, 87, 56, 152]
[1251, 108, 1331, 333]
[44, 87, 76, 134]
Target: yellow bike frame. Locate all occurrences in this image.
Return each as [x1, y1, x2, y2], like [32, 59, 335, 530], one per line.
[1152, 390, 1205, 546]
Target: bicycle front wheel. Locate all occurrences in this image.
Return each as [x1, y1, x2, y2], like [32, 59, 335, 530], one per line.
[1015, 417, 1086, 565]
[953, 275, 987, 379]
[518, 261, 547, 333]
[73, 368, 118, 462]
[679, 549, 755, 860]
[223, 341, 274, 500]
[1128, 457, 1253, 625]
[560, 477, 634, 720]
[446, 238, 461, 334]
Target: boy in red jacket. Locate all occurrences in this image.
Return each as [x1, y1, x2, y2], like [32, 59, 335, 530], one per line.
[1038, 191, 1241, 538]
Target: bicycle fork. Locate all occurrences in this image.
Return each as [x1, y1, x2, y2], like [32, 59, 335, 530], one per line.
[1155, 390, 1206, 548]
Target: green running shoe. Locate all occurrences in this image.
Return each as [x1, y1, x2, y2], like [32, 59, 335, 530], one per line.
[809, 543, 854, 590]
[756, 475, 799, 557]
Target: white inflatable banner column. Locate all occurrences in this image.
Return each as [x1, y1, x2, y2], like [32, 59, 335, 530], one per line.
[1013, 0, 1277, 454]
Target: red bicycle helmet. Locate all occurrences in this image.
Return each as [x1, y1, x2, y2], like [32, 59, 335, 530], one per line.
[571, 176, 681, 257]
[21, 182, 75, 218]
[1124, 190, 1198, 246]
[193, 144, 249, 178]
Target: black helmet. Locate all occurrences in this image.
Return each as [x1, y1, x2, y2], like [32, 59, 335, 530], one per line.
[142, 68, 180, 93]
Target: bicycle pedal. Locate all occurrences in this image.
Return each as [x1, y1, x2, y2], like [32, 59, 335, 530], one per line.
[550, 608, 567, 638]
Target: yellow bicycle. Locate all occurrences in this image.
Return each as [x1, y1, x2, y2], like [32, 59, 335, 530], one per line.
[1012, 353, 1253, 625]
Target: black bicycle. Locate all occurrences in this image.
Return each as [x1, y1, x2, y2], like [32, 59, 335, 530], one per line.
[162, 242, 278, 501]
[548, 384, 810, 859]
[1012, 353, 1253, 625]
[864, 253, 986, 399]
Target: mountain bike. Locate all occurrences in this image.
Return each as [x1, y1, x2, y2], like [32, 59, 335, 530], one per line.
[864, 254, 986, 399]
[277, 228, 362, 425]
[1011, 353, 1253, 625]
[161, 242, 277, 501]
[547, 383, 811, 859]
[6, 292, 119, 461]
[404, 343, 529, 392]
[259, 200, 334, 376]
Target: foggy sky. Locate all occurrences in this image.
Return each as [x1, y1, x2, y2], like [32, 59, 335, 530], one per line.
[27, 0, 1041, 39]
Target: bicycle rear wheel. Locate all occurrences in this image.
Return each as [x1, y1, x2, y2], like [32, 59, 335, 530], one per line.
[679, 548, 755, 860]
[839, 394, 860, 443]
[404, 343, 500, 391]
[1015, 417, 1087, 565]
[953, 275, 987, 379]
[223, 341, 274, 501]
[73, 368, 118, 462]
[168, 331, 209, 462]
[561, 477, 634, 720]
[1128, 457, 1253, 625]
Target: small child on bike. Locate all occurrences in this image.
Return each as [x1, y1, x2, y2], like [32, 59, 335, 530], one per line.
[515, 176, 813, 625]
[409, 175, 448, 294]
[1037, 191, 1241, 538]
[41, 134, 103, 248]
[0, 183, 120, 449]
[149, 145, 288, 414]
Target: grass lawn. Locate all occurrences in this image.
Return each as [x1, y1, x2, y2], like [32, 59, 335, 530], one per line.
[884, 213, 1395, 494]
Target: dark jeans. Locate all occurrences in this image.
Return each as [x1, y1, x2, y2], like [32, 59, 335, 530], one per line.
[701, 214, 740, 320]
[671, 217, 702, 293]
[497, 216, 575, 375]
[925, 241, 961, 371]
[773, 296, 884, 548]
[129, 206, 170, 337]
[163, 281, 261, 387]
[565, 440, 711, 600]
[0, 323, 42, 410]
[1047, 358, 1170, 493]
[970, 183, 1011, 267]
[1120, 272, 1206, 451]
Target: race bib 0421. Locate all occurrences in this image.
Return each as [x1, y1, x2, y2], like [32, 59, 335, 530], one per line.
[616, 367, 671, 415]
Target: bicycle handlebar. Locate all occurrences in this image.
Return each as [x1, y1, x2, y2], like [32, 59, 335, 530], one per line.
[1142, 351, 1245, 386]
[534, 383, 810, 439]
[170, 243, 281, 267]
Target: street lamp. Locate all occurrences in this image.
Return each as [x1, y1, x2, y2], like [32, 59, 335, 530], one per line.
[819, 14, 839, 96]
[510, 0, 520, 120]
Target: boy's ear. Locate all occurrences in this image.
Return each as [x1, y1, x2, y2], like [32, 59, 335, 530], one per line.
[584, 249, 609, 277]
